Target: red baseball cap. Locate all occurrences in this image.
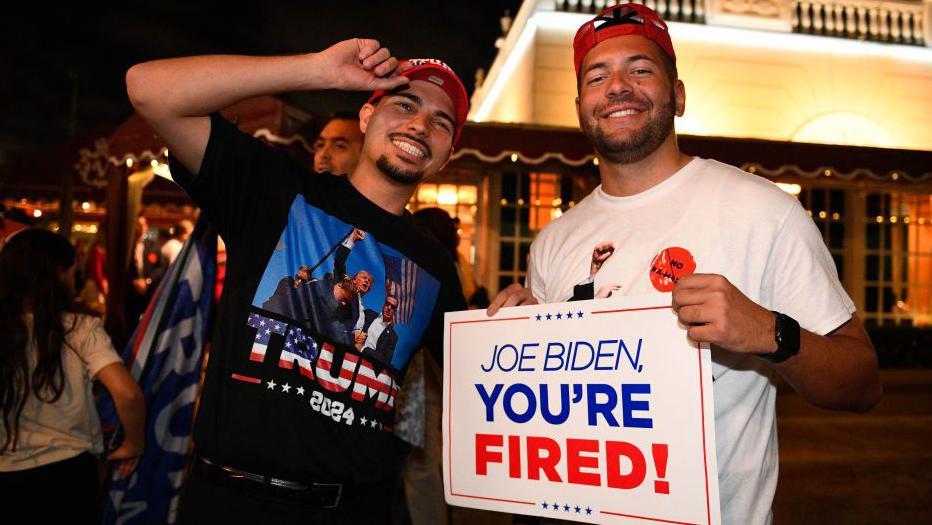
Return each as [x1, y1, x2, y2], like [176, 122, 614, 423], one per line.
[367, 58, 469, 145]
[573, 3, 676, 78]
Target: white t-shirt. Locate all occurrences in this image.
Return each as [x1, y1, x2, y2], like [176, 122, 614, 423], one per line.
[0, 313, 122, 471]
[528, 157, 855, 525]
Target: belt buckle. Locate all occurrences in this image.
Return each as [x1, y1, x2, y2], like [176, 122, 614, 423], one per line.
[313, 482, 343, 509]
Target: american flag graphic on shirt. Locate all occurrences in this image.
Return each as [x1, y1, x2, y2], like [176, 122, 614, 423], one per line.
[382, 253, 419, 325]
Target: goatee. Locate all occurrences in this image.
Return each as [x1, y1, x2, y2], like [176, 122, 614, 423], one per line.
[376, 155, 426, 186]
[581, 92, 676, 165]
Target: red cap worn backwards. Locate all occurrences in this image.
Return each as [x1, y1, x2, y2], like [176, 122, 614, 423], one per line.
[573, 3, 676, 78]
[367, 58, 469, 145]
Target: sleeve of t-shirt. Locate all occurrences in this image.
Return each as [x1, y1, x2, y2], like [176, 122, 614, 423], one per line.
[421, 268, 467, 368]
[527, 242, 547, 303]
[74, 315, 123, 379]
[167, 112, 303, 247]
[763, 200, 857, 336]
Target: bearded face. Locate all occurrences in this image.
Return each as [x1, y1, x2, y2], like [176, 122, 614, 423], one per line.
[576, 36, 682, 166]
[579, 89, 676, 165]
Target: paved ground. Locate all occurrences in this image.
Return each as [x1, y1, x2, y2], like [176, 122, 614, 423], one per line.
[773, 369, 932, 525]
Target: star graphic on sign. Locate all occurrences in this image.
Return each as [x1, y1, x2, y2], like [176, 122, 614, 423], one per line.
[360, 416, 369, 426]
[577, 311, 584, 318]
[566, 310, 573, 319]
[369, 419, 379, 428]
[296, 386, 305, 396]
[266, 379, 277, 390]
[585, 507, 592, 515]
[275, 323, 283, 331]
[563, 504, 570, 512]
[541, 502, 548, 509]
[259, 319, 266, 326]
[264, 329, 271, 335]
[551, 502, 559, 510]
[281, 383, 292, 393]
[545, 313, 552, 320]
[575, 506, 581, 513]
[556, 312, 563, 319]
[535, 314, 542, 321]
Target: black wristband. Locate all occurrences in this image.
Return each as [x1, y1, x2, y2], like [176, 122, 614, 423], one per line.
[759, 311, 801, 363]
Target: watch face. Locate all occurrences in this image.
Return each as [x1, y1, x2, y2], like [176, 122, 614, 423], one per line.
[765, 313, 800, 363]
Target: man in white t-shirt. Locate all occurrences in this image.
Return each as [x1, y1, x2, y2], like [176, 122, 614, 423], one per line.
[488, 4, 882, 524]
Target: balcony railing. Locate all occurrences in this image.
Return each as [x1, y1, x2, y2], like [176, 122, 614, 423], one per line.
[552, 0, 929, 45]
[793, 1, 926, 45]
[554, 0, 707, 23]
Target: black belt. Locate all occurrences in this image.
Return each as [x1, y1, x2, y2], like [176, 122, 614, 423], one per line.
[193, 455, 347, 508]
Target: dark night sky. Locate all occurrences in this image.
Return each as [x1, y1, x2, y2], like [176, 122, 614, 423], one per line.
[0, 1, 523, 161]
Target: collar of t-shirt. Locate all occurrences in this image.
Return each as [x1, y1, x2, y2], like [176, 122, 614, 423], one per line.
[318, 173, 415, 229]
[592, 156, 701, 209]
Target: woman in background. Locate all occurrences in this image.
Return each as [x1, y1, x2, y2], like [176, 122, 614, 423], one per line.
[80, 225, 109, 316]
[0, 229, 145, 523]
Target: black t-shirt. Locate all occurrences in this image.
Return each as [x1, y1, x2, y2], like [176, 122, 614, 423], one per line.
[169, 113, 465, 484]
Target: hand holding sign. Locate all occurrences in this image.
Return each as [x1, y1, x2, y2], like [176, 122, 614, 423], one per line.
[486, 283, 538, 317]
[672, 273, 777, 355]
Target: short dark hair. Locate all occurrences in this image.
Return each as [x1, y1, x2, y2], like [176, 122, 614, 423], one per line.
[326, 111, 360, 124]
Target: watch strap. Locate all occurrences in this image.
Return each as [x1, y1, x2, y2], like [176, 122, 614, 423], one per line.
[760, 311, 800, 363]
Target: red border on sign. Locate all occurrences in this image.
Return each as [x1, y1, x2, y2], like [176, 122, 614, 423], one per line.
[447, 306, 713, 524]
[448, 316, 536, 506]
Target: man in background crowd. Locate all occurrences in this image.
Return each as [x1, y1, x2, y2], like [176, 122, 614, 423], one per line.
[161, 219, 194, 265]
[313, 113, 363, 176]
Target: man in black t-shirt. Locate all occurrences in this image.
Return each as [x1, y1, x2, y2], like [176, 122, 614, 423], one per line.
[127, 40, 469, 523]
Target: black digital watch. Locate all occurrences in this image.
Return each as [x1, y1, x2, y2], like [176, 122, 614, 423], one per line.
[759, 311, 801, 363]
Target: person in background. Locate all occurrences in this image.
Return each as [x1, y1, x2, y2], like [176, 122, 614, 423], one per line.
[77, 226, 109, 317]
[161, 219, 194, 265]
[127, 215, 165, 328]
[403, 207, 489, 525]
[0, 229, 145, 524]
[412, 207, 485, 307]
[84, 226, 108, 294]
[313, 113, 364, 176]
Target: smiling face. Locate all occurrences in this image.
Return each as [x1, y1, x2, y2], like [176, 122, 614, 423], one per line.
[358, 80, 456, 186]
[576, 35, 684, 165]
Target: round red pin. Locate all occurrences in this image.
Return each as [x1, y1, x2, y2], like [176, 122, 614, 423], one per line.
[649, 247, 696, 292]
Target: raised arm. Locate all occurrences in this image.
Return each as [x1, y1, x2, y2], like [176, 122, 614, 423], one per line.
[125, 39, 407, 175]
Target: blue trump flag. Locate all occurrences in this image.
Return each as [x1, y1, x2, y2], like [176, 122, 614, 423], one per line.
[98, 218, 217, 524]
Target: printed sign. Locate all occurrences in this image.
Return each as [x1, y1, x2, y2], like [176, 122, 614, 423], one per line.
[443, 294, 721, 525]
